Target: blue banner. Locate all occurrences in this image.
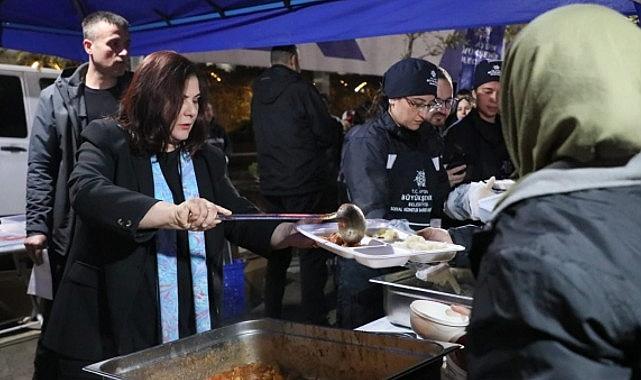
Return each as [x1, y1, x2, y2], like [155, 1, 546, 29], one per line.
[317, 40, 365, 60]
[439, 35, 463, 92]
[458, 26, 505, 90]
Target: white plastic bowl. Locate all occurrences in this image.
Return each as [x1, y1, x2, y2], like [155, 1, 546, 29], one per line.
[409, 300, 469, 342]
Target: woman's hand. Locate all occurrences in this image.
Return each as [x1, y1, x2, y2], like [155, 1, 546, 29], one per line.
[270, 222, 316, 250]
[140, 199, 231, 231]
[174, 198, 231, 231]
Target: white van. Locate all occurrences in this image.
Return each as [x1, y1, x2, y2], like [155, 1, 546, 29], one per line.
[0, 63, 60, 216]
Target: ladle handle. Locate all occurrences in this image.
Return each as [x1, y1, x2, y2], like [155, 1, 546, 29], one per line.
[217, 213, 335, 221]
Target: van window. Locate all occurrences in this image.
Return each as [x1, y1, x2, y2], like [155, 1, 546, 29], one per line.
[0, 75, 28, 138]
[39, 78, 55, 90]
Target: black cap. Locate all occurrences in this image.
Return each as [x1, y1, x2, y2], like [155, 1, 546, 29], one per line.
[473, 60, 502, 89]
[382, 58, 439, 98]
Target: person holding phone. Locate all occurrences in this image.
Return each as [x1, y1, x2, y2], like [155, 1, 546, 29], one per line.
[444, 60, 513, 184]
[422, 67, 467, 188]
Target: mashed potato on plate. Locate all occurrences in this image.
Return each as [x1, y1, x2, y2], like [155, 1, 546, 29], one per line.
[393, 235, 449, 251]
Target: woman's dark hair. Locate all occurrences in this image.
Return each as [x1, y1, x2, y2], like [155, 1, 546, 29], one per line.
[118, 51, 208, 155]
[365, 88, 389, 120]
[457, 94, 476, 108]
[456, 89, 473, 98]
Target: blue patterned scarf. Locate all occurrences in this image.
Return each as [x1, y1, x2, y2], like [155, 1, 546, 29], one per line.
[151, 150, 211, 343]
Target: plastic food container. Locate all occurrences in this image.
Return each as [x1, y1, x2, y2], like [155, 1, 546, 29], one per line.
[296, 220, 465, 269]
[351, 245, 410, 268]
[409, 300, 469, 342]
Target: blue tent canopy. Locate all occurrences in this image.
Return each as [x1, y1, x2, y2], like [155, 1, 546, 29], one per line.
[1, 0, 638, 61]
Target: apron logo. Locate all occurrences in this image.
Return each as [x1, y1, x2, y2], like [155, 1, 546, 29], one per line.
[414, 170, 427, 188]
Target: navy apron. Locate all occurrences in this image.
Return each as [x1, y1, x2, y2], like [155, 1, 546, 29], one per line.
[385, 150, 449, 229]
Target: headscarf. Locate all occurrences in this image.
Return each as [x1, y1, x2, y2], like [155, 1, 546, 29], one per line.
[501, 4, 641, 178]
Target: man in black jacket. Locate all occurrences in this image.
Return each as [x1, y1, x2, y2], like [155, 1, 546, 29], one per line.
[24, 11, 131, 379]
[444, 60, 513, 183]
[251, 45, 343, 324]
[424, 67, 467, 190]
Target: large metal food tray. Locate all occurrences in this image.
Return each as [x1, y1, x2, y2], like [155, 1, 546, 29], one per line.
[370, 269, 475, 328]
[85, 319, 455, 379]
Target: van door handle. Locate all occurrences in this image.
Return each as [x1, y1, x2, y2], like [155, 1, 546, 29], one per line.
[0, 146, 27, 153]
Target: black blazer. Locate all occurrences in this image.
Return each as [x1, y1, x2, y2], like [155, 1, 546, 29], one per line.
[43, 119, 276, 361]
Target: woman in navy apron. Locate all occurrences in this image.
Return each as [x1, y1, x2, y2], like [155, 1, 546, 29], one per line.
[338, 58, 450, 328]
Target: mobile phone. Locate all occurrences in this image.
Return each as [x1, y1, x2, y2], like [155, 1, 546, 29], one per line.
[444, 152, 467, 170]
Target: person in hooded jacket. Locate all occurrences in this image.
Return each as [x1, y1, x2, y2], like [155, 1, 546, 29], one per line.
[466, 5, 641, 378]
[25, 10, 131, 299]
[338, 58, 451, 328]
[24, 11, 131, 379]
[251, 45, 343, 324]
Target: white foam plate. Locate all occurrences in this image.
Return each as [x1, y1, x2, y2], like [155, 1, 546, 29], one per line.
[296, 220, 465, 269]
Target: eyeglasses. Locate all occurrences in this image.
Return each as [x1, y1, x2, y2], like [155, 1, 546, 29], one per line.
[404, 97, 457, 112]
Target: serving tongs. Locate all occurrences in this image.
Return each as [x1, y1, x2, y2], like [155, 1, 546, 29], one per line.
[218, 203, 366, 245]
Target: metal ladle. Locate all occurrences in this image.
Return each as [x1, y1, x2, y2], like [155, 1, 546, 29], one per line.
[217, 203, 367, 245]
[334, 203, 367, 245]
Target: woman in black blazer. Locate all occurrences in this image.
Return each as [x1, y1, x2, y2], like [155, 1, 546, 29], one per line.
[42, 51, 306, 378]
